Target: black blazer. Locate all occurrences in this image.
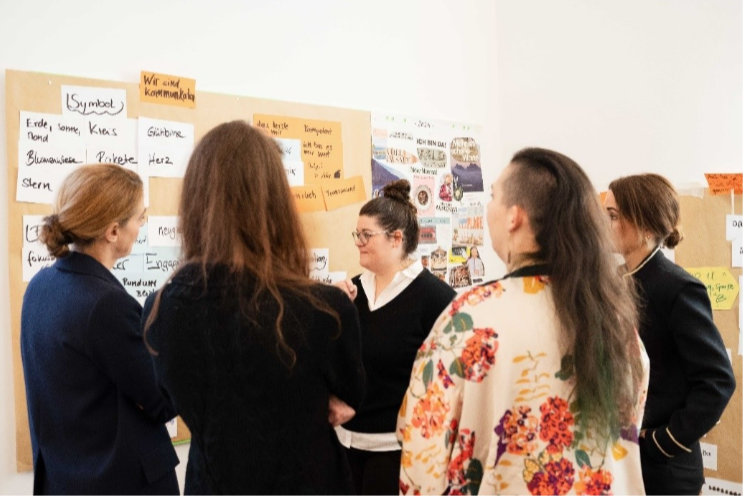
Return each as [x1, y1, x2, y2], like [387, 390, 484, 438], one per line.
[21, 252, 179, 495]
[632, 251, 735, 470]
[143, 264, 365, 495]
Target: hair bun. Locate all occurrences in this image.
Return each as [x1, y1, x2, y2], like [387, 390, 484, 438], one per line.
[39, 214, 72, 258]
[382, 179, 411, 203]
[664, 227, 683, 249]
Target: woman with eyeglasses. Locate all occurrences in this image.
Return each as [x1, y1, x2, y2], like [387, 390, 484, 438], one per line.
[334, 179, 456, 495]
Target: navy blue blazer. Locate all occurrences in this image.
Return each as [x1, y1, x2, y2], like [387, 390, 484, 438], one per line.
[21, 252, 179, 495]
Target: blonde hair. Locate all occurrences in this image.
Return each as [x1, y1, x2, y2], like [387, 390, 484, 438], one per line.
[40, 164, 143, 258]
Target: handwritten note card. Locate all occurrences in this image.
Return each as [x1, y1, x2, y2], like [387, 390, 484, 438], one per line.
[140, 71, 196, 109]
[291, 185, 326, 213]
[685, 267, 740, 310]
[705, 173, 743, 195]
[111, 255, 144, 273]
[283, 160, 305, 187]
[147, 216, 181, 247]
[321, 176, 366, 211]
[143, 247, 181, 274]
[254, 114, 343, 183]
[130, 224, 150, 254]
[309, 248, 329, 276]
[16, 142, 86, 204]
[733, 237, 742, 268]
[727, 215, 742, 241]
[22, 215, 55, 282]
[84, 117, 137, 144]
[115, 271, 169, 304]
[62, 86, 127, 119]
[20, 111, 84, 145]
[138, 117, 194, 178]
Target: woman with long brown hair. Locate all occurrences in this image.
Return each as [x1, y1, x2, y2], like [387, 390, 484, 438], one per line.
[142, 121, 365, 494]
[21, 164, 179, 494]
[398, 148, 649, 495]
[606, 174, 735, 495]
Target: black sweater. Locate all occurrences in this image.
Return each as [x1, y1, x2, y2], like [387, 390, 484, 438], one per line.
[143, 265, 365, 495]
[343, 269, 456, 435]
[633, 251, 735, 465]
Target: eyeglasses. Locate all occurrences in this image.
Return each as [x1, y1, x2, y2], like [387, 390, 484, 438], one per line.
[351, 230, 390, 245]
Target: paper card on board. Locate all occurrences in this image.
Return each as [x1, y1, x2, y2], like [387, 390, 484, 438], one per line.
[140, 71, 196, 109]
[84, 117, 137, 145]
[275, 138, 302, 162]
[21, 246, 55, 282]
[283, 160, 305, 187]
[111, 254, 144, 273]
[726, 215, 742, 241]
[113, 271, 169, 304]
[309, 248, 329, 276]
[86, 141, 138, 172]
[311, 271, 347, 284]
[700, 442, 718, 470]
[291, 185, 325, 213]
[321, 176, 366, 211]
[142, 247, 182, 275]
[733, 237, 743, 268]
[18, 141, 86, 170]
[138, 145, 192, 178]
[138, 117, 194, 148]
[147, 216, 181, 247]
[16, 164, 79, 205]
[20, 111, 85, 145]
[130, 224, 150, 254]
[166, 418, 178, 438]
[704, 173, 743, 195]
[61, 85, 127, 119]
[685, 267, 740, 310]
[23, 215, 47, 249]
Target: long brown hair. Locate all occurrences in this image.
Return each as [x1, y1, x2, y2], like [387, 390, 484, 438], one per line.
[145, 121, 338, 366]
[40, 164, 143, 258]
[608, 173, 683, 248]
[506, 148, 644, 440]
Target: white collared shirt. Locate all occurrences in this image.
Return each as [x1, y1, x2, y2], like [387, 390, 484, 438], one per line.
[335, 258, 425, 452]
[359, 258, 424, 311]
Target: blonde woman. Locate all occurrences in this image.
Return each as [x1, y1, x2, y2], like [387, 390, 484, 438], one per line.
[21, 164, 178, 494]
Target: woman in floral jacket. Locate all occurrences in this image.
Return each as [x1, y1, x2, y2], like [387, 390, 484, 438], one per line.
[398, 148, 650, 495]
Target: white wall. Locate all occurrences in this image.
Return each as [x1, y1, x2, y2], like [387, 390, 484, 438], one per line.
[0, 0, 499, 493]
[496, 0, 741, 190]
[1, 0, 740, 493]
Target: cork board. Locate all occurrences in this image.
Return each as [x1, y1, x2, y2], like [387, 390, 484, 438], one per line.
[676, 192, 742, 483]
[6, 69, 371, 471]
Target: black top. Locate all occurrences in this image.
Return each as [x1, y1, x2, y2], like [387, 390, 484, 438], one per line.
[343, 269, 456, 434]
[21, 252, 179, 495]
[632, 251, 735, 464]
[143, 264, 365, 495]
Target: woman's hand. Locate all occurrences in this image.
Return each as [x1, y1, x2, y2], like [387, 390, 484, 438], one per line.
[328, 395, 356, 426]
[333, 279, 358, 301]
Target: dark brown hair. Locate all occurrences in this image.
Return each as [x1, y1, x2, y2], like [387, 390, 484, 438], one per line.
[144, 121, 338, 367]
[506, 148, 644, 440]
[608, 174, 683, 248]
[359, 179, 419, 256]
[40, 164, 143, 258]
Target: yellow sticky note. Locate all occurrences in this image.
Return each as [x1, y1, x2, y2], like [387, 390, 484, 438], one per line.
[291, 185, 326, 213]
[704, 173, 743, 195]
[253, 114, 343, 183]
[685, 267, 740, 310]
[140, 71, 196, 108]
[321, 176, 366, 211]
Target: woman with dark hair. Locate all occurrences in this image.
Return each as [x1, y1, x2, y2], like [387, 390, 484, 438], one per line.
[142, 121, 365, 494]
[334, 179, 456, 495]
[398, 148, 649, 495]
[21, 164, 179, 494]
[606, 174, 735, 495]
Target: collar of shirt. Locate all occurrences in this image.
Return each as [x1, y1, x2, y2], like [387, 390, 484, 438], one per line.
[359, 258, 424, 311]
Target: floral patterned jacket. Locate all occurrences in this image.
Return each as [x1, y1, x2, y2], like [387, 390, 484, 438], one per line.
[397, 276, 650, 495]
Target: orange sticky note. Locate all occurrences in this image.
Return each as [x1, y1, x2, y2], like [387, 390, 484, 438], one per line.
[253, 114, 343, 183]
[140, 71, 196, 108]
[599, 191, 607, 205]
[704, 173, 742, 195]
[291, 185, 326, 213]
[321, 176, 367, 211]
